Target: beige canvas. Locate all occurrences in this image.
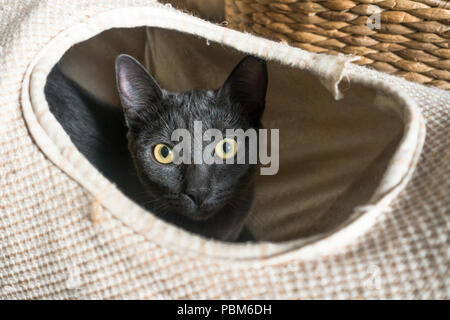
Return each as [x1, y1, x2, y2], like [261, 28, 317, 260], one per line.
[0, 1, 448, 299]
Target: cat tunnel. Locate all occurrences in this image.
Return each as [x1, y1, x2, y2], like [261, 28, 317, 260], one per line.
[0, 1, 448, 299]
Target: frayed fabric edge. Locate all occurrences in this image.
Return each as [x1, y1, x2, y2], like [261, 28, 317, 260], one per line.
[311, 54, 359, 100]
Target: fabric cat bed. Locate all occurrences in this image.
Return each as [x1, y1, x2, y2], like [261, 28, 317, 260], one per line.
[0, 1, 448, 299]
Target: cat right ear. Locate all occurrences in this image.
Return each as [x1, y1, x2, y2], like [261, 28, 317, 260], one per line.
[115, 54, 162, 125]
[217, 56, 268, 125]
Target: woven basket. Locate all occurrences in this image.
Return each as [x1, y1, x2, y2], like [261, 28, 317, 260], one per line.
[225, 0, 450, 90]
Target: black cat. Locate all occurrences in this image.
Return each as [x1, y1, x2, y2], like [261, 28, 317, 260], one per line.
[45, 55, 268, 241]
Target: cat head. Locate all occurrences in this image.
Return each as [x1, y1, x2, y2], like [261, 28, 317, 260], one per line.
[116, 54, 268, 241]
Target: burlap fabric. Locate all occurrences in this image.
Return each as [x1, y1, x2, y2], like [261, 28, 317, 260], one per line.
[0, 1, 448, 299]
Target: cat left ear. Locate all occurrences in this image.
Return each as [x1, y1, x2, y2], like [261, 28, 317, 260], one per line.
[115, 54, 162, 125]
[218, 56, 268, 125]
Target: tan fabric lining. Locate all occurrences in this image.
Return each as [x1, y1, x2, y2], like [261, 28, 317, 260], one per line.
[60, 27, 404, 242]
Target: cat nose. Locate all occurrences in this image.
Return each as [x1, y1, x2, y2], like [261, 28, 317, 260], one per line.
[185, 188, 209, 206]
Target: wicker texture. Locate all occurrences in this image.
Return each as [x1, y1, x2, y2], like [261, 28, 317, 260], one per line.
[225, 0, 450, 90]
[0, 0, 449, 299]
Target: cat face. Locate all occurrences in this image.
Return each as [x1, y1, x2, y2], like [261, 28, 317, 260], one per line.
[116, 54, 267, 241]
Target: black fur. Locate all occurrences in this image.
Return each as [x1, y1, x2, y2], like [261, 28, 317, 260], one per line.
[45, 55, 268, 242]
[45, 66, 147, 205]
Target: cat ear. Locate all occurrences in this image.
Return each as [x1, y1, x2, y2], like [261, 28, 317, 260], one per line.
[218, 56, 268, 124]
[115, 54, 162, 125]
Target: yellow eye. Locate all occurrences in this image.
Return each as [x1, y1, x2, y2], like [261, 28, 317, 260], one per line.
[154, 144, 173, 164]
[215, 138, 238, 160]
